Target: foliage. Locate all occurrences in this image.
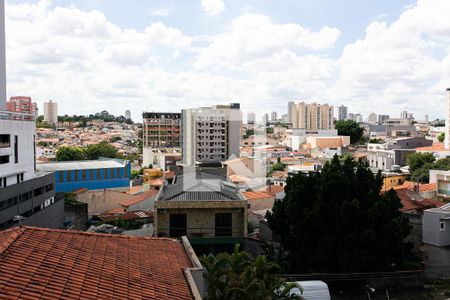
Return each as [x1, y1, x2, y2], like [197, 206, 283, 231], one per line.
[243, 129, 255, 139]
[84, 141, 118, 160]
[36, 121, 54, 128]
[266, 127, 274, 134]
[267, 155, 414, 273]
[438, 132, 445, 143]
[369, 138, 384, 144]
[37, 141, 49, 147]
[334, 120, 365, 144]
[131, 168, 144, 179]
[110, 136, 122, 143]
[64, 192, 78, 204]
[407, 152, 437, 182]
[109, 219, 141, 230]
[56, 146, 86, 161]
[408, 152, 450, 183]
[268, 157, 286, 176]
[57, 110, 133, 125]
[200, 245, 302, 300]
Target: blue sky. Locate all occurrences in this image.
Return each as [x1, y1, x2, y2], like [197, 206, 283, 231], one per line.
[4, 0, 450, 121]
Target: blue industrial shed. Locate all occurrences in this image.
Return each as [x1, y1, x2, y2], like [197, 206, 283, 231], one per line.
[37, 159, 131, 193]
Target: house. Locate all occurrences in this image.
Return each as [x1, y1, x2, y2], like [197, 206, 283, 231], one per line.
[154, 172, 248, 253]
[429, 170, 450, 201]
[0, 226, 203, 299]
[423, 203, 450, 247]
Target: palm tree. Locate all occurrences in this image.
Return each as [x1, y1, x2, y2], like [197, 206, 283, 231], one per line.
[200, 245, 303, 300]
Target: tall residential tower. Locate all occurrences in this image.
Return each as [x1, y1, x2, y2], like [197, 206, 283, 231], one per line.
[291, 102, 334, 130]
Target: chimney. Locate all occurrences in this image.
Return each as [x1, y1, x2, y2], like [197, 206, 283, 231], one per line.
[445, 88, 450, 150]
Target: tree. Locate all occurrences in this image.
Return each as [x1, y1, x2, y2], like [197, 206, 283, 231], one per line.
[243, 129, 255, 139]
[438, 132, 445, 143]
[110, 136, 122, 143]
[334, 120, 364, 144]
[84, 141, 118, 160]
[200, 245, 302, 300]
[56, 146, 85, 161]
[267, 155, 414, 273]
[268, 157, 286, 176]
[407, 152, 436, 174]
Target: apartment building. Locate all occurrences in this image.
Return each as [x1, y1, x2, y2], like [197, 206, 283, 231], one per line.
[247, 112, 255, 124]
[142, 112, 181, 168]
[287, 101, 295, 124]
[337, 105, 347, 121]
[43, 100, 58, 124]
[291, 102, 334, 130]
[0, 3, 62, 229]
[6, 96, 38, 118]
[181, 103, 241, 165]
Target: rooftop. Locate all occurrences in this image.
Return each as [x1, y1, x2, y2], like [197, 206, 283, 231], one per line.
[0, 226, 194, 299]
[37, 158, 128, 171]
[416, 143, 449, 152]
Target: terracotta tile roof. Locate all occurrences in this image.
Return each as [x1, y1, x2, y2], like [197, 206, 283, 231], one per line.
[243, 191, 273, 200]
[120, 189, 159, 207]
[394, 189, 444, 212]
[392, 181, 437, 192]
[0, 226, 194, 300]
[165, 171, 175, 180]
[127, 185, 144, 195]
[228, 174, 251, 184]
[148, 178, 164, 186]
[416, 143, 447, 152]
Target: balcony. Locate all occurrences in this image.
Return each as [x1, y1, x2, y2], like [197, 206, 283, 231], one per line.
[0, 110, 35, 121]
[157, 226, 245, 241]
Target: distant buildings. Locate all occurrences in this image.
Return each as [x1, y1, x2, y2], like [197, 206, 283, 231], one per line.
[445, 88, 450, 150]
[378, 114, 390, 124]
[142, 112, 181, 169]
[181, 103, 241, 165]
[36, 159, 131, 193]
[247, 112, 255, 124]
[367, 113, 377, 124]
[281, 113, 288, 123]
[270, 111, 277, 122]
[43, 100, 58, 124]
[125, 109, 131, 120]
[262, 113, 269, 125]
[401, 110, 408, 119]
[337, 105, 348, 121]
[6, 96, 38, 117]
[291, 102, 334, 130]
[287, 101, 295, 124]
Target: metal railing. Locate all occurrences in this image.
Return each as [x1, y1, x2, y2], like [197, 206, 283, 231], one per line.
[157, 226, 244, 238]
[0, 110, 35, 121]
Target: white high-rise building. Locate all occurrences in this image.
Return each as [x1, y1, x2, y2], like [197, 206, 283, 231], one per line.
[247, 112, 255, 124]
[43, 100, 58, 124]
[445, 88, 450, 150]
[181, 103, 242, 165]
[401, 111, 408, 119]
[281, 114, 288, 123]
[287, 101, 295, 124]
[262, 113, 269, 125]
[125, 109, 131, 120]
[367, 113, 377, 124]
[378, 114, 390, 124]
[337, 105, 348, 121]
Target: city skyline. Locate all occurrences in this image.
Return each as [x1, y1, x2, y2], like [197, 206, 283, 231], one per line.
[3, 0, 450, 121]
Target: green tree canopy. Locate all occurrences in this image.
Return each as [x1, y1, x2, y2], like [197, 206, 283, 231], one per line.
[267, 155, 414, 273]
[56, 146, 85, 161]
[200, 245, 302, 300]
[334, 120, 364, 144]
[407, 152, 436, 174]
[408, 153, 450, 183]
[438, 132, 445, 143]
[84, 141, 118, 160]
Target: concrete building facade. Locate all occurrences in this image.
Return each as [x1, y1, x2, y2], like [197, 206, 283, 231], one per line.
[7, 96, 38, 118]
[291, 102, 334, 130]
[247, 112, 255, 124]
[337, 105, 347, 121]
[181, 103, 241, 165]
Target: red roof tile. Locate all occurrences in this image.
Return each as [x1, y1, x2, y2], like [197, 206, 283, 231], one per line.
[98, 210, 153, 223]
[394, 189, 444, 212]
[243, 191, 273, 200]
[392, 181, 437, 192]
[0, 226, 194, 299]
[120, 189, 159, 207]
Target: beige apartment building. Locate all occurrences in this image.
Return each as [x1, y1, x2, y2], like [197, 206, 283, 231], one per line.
[291, 102, 334, 130]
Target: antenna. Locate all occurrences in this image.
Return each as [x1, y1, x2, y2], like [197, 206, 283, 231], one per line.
[13, 215, 27, 228]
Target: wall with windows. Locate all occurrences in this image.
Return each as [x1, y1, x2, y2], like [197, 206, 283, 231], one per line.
[53, 164, 131, 193]
[0, 119, 36, 186]
[0, 172, 61, 229]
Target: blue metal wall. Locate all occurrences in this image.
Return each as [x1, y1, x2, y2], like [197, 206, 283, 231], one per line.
[54, 163, 131, 193]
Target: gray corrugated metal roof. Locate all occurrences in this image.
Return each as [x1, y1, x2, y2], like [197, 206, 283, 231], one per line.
[37, 159, 127, 171]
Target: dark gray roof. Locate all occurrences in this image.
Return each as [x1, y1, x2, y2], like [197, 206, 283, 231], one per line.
[158, 173, 243, 201]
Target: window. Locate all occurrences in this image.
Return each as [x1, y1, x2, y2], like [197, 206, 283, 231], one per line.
[0, 155, 9, 164]
[0, 134, 10, 148]
[440, 222, 446, 231]
[14, 135, 18, 164]
[169, 214, 187, 237]
[215, 213, 232, 237]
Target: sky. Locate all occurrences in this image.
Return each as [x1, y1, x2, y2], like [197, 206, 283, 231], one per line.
[4, 0, 450, 121]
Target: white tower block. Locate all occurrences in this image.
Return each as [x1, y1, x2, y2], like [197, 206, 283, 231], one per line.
[445, 88, 450, 150]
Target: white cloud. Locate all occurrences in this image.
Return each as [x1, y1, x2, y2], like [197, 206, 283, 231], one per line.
[152, 8, 171, 17]
[201, 0, 225, 16]
[4, 0, 450, 121]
